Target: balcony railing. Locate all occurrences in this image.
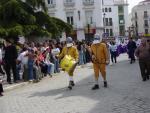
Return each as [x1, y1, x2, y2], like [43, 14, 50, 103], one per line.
[131, 16, 138, 21]
[64, 0, 75, 7]
[144, 24, 149, 28]
[144, 15, 148, 18]
[83, 0, 94, 6]
[47, 4, 56, 8]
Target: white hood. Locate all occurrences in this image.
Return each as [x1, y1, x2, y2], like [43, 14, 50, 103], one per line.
[93, 33, 102, 44]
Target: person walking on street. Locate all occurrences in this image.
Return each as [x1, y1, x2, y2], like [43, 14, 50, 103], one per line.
[127, 38, 137, 64]
[90, 34, 109, 90]
[135, 38, 150, 81]
[110, 42, 118, 64]
[58, 37, 79, 90]
[4, 39, 18, 84]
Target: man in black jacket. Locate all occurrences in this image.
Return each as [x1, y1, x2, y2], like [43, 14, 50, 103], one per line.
[4, 39, 18, 84]
[127, 38, 137, 64]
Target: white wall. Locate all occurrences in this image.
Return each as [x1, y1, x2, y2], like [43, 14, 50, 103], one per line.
[131, 3, 150, 35]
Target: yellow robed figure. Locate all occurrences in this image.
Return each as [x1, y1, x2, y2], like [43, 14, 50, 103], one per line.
[58, 37, 78, 90]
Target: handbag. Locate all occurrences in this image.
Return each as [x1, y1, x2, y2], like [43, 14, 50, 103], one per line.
[60, 55, 76, 72]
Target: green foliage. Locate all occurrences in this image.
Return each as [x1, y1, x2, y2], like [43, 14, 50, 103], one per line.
[0, 0, 72, 39]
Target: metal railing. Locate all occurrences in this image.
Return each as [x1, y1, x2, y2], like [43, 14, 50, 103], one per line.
[64, 0, 75, 7]
[83, 0, 94, 6]
[47, 4, 56, 8]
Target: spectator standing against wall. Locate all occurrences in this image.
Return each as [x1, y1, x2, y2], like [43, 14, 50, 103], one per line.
[0, 44, 4, 96]
[77, 42, 84, 65]
[51, 44, 60, 73]
[4, 39, 18, 84]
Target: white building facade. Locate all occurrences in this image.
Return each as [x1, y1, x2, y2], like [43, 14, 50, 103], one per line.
[45, 0, 128, 41]
[45, 0, 103, 41]
[102, 0, 129, 38]
[131, 0, 150, 37]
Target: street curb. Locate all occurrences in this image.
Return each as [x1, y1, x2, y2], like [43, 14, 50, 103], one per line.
[4, 82, 28, 92]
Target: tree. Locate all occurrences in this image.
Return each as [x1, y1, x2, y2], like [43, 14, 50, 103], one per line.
[0, 0, 72, 40]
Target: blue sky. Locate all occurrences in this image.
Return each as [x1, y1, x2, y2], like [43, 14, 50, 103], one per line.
[128, 0, 143, 12]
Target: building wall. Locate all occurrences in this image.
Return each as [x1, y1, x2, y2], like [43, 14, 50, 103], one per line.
[102, 0, 128, 37]
[131, 1, 150, 36]
[46, 0, 103, 41]
[46, 0, 128, 40]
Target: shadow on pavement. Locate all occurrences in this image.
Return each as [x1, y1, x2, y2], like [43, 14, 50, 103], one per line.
[28, 60, 150, 113]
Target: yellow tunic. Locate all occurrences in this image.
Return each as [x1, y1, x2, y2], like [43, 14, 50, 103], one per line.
[91, 43, 109, 64]
[58, 46, 79, 76]
[59, 46, 79, 61]
[91, 43, 109, 80]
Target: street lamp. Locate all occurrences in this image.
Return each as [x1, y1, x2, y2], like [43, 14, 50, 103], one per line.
[78, 10, 80, 21]
[103, 13, 106, 34]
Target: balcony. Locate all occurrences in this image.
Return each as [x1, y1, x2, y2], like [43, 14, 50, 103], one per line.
[144, 15, 149, 19]
[64, 0, 75, 7]
[144, 24, 149, 28]
[114, 0, 128, 5]
[83, 0, 94, 6]
[131, 16, 138, 21]
[47, 4, 56, 8]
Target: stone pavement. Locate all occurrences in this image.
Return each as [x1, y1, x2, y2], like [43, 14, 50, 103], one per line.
[0, 54, 150, 113]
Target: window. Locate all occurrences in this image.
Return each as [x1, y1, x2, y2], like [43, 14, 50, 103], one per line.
[105, 8, 108, 12]
[144, 11, 148, 18]
[66, 12, 74, 25]
[109, 8, 112, 12]
[47, 0, 55, 4]
[110, 29, 112, 36]
[66, 0, 73, 2]
[145, 29, 148, 34]
[118, 6, 124, 13]
[109, 18, 112, 26]
[135, 12, 137, 19]
[106, 29, 109, 34]
[105, 18, 109, 26]
[85, 11, 93, 24]
[119, 25, 125, 36]
[144, 20, 148, 27]
[119, 15, 124, 24]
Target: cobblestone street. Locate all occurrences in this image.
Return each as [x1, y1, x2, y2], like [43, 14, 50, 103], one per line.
[0, 54, 150, 113]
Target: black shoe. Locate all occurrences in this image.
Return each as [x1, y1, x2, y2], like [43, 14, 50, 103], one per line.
[68, 85, 72, 90]
[0, 93, 3, 96]
[14, 81, 18, 83]
[0, 71, 5, 75]
[92, 84, 99, 90]
[8, 82, 12, 84]
[104, 81, 108, 88]
[143, 78, 147, 82]
[70, 81, 75, 86]
[146, 76, 149, 80]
